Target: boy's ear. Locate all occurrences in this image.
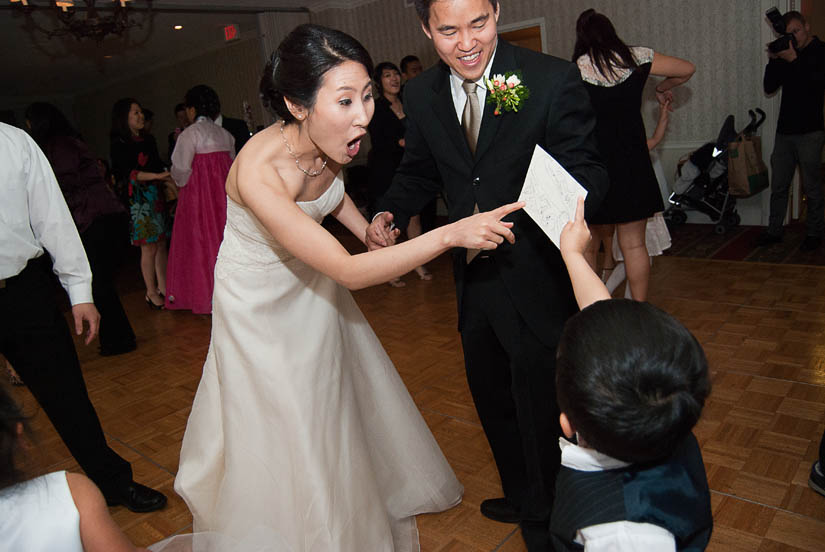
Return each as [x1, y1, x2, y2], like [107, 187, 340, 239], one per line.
[559, 413, 576, 439]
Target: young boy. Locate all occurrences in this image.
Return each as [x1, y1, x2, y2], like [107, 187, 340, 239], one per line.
[551, 198, 712, 551]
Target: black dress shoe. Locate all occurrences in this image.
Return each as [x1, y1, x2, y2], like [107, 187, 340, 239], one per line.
[105, 481, 168, 513]
[480, 497, 521, 523]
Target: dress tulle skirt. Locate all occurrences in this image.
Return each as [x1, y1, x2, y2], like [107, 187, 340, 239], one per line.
[165, 152, 232, 314]
[174, 194, 462, 551]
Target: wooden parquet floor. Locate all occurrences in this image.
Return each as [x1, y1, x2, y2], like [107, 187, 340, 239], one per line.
[9, 239, 825, 551]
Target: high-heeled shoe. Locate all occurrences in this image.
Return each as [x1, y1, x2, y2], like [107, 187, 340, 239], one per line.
[388, 278, 406, 288]
[145, 295, 165, 310]
[414, 266, 433, 281]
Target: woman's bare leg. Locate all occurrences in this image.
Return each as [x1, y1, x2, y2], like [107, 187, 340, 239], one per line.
[616, 219, 649, 301]
[154, 239, 168, 296]
[407, 215, 432, 280]
[585, 224, 614, 272]
[140, 243, 162, 304]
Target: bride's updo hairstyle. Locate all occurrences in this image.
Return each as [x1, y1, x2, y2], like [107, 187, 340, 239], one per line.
[260, 24, 374, 124]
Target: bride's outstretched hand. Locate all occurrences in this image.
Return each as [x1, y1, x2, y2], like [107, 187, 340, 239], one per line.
[449, 202, 524, 250]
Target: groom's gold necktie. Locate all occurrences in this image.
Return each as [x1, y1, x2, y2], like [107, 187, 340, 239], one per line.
[462, 80, 482, 263]
[461, 80, 481, 154]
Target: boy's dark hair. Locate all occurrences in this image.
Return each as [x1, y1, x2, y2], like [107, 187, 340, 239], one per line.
[414, 0, 498, 29]
[174, 103, 186, 115]
[400, 55, 420, 74]
[572, 8, 638, 81]
[260, 24, 373, 124]
[556, 299, 710, 464]
[373, 61, 401, 97]
[184, 84, 222, 120]
[0, 382, 30, 491]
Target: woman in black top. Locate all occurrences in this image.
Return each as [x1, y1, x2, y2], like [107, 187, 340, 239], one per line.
[110, 98, 173, 309]
[367, 62, 432, 285]
[573, 9, 693, 301]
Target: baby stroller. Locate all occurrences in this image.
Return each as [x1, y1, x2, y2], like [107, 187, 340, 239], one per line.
[664, 108, 766, 234]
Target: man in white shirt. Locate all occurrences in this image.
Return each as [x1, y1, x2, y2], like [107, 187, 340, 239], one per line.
[0, 122, 166, 512]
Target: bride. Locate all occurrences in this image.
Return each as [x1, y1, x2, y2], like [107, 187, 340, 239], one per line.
[172, 24, 523, 551]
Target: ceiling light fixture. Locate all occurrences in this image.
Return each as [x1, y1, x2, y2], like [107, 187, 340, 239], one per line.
[10, 0, 153, 43]
[173, 24, 182, 30]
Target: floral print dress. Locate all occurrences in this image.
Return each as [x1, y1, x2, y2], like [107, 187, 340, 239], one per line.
[110, 134, 171, 245]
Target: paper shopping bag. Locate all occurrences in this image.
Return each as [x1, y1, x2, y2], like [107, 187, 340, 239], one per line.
[727, 135, 769, 197]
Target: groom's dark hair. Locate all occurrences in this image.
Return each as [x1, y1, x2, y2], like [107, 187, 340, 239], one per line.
[415, 0, 498, 29]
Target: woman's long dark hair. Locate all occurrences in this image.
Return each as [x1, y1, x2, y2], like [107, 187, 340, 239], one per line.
[572, 8, 638, 80]
[110, 97, 141, 142]
[372, 62, 401, 98]
[24, 102, 80, 148]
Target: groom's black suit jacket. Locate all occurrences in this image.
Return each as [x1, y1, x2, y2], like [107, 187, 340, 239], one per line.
[378, 41, 608, 346]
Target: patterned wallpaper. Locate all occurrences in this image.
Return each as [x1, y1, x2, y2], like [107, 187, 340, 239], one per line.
[73, 37, 265, 160]
[311, 0, 770, 145]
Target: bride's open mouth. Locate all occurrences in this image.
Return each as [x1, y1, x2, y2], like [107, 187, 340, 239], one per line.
[346, 137, 361, 156]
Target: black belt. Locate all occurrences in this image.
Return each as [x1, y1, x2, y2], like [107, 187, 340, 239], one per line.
[1, 255, 50, 290]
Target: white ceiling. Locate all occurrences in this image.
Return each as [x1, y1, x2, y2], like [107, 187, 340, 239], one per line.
[2, 0, 371, 99]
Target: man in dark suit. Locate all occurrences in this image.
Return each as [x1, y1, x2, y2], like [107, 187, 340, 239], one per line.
[216, 113, 251, 153]
[366, 0, 607, 548]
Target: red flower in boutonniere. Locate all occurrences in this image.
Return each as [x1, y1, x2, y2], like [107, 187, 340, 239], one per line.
[484, 71, 530, 116]
[137, 152, 148, 167]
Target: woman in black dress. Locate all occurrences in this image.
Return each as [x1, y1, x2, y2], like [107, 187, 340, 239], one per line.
[574, 9, 694, 301]
[367, 61, 431, 285]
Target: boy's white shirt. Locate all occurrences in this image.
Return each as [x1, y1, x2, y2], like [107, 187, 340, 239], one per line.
[559, 438, 677, 552]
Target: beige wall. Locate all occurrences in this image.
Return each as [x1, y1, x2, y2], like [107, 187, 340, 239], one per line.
[73, 37, 265, 161]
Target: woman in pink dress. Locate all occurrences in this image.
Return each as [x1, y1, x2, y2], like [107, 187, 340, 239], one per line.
[166, 85, 236, 313]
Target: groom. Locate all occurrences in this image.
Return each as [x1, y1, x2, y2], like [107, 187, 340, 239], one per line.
[366, 0, 607, 547]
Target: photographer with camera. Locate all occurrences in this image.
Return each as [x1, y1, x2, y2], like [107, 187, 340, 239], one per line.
[757, 10, 825, 251]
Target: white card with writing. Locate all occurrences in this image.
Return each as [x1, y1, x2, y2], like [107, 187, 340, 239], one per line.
[518, 144, 588, 249]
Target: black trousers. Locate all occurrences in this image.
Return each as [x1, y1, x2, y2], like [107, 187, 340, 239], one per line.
[460, 258, 561, 549]
[80, 214, 135, 352]
[0, 255, 132, 494]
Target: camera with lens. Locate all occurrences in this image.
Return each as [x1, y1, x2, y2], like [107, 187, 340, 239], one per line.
[766, 7, 797, 53]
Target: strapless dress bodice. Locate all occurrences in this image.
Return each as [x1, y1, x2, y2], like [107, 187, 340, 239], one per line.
[217, 174, 345, 273]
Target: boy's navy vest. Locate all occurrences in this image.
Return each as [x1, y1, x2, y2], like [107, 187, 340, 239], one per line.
[549, 433, 712, 551]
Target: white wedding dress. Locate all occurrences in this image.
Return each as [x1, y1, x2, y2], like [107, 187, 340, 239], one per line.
[174, 174, 463, 552]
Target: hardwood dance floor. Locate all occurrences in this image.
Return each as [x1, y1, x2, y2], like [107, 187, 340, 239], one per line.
[10, 241, 825, 551]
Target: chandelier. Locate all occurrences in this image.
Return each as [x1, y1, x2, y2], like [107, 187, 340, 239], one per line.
[10, 0, 152, 42]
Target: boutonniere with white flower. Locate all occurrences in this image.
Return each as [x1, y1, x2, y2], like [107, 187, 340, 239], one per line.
[484, 71, 530, 116]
